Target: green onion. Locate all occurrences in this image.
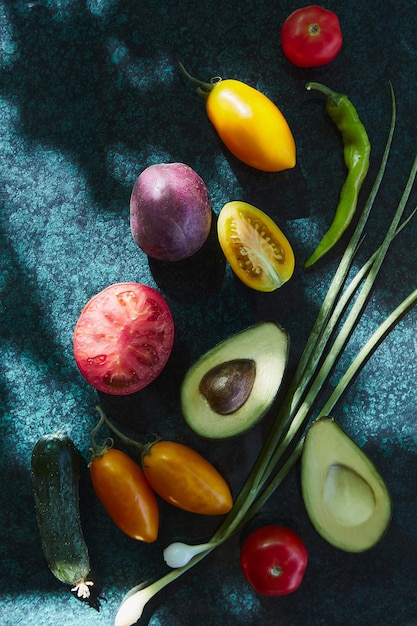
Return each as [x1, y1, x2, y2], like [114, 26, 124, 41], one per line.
[114, 85, 417, 626]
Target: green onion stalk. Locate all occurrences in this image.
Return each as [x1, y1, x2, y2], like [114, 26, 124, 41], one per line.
[114, 85, 417, 626]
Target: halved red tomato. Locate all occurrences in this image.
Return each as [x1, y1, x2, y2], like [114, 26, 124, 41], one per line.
[73, 282, 174, 395]
[217, 201, 295, 292]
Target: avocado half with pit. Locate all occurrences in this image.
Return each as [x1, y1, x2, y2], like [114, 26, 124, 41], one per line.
[301, 417, 392, 553]
[181, 321, 289, 439]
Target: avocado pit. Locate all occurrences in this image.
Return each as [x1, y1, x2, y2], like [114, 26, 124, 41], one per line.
[301, 416, 392, 552]
[323, 463, 376, 527]
[199, 359, 256, 415]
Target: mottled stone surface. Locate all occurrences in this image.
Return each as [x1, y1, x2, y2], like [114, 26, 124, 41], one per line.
[1, 1, 417, 624]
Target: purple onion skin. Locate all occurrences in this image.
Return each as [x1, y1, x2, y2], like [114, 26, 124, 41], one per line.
[130, 163, 212, 262]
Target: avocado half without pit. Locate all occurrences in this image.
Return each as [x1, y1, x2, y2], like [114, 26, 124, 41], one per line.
[181, 321, 289, 439]
[301, 417, 392, 553]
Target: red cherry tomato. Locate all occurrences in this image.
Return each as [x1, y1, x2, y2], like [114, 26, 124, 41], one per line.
[142, 441, 233, 515]
[90, 447, 159, 542]
[240, 525, 308, 596]
[281, 5, 343, 68]
[73, 282, 174, 395]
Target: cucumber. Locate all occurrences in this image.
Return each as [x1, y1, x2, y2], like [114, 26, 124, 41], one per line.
[31, 433, 93, 598]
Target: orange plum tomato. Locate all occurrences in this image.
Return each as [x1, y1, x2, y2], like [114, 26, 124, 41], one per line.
[240, 525, 308, 596]
[73, 282, 174, 395]
[205, 78, 296, 172]
[89, 447, 159, 542]
[217, 201, 295, 292]
[141, 441, 233, 515]
[281, 5, 343, 68]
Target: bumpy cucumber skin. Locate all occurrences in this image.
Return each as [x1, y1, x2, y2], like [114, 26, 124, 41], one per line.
[31, 434, 91, 587]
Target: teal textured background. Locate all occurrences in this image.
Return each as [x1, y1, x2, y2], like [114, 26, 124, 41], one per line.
[1, 1, 417, 624]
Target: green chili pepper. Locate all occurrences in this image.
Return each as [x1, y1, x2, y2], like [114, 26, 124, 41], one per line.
[304, 82, 371, 268]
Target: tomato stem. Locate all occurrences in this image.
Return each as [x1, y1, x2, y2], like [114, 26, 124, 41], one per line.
[308, 22, 321, 36]
[270, 565, 283, 578]
[89, 410, 114, 460]
[94, 405, 161, 463]
[178, 62, 220, 100]
[94, 405, 146, 453]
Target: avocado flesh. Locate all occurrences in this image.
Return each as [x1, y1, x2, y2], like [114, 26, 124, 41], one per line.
[301, 417, 392, 553]
[181, 321, 289, 439]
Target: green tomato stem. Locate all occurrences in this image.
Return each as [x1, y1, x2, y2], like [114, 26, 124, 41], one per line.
[94, 405, 161, 459]
[178, 62, 220, 100]
[89, 412, 114, 459]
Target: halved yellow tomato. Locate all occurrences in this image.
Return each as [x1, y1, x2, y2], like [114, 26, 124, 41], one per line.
[217, 201, 295, 292]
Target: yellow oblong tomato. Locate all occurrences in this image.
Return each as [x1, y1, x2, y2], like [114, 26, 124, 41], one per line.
[217, 201, 295, 292]
[205, 78, 296, 172]
[142, 441, 233, 515]
[179, 64, 295, 172]
[90, 448, 159, 542]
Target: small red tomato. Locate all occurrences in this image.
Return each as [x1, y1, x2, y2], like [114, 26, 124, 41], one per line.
[73, 282, 174, 395]
[281, 5, 343, 68]
[142, 441, 233, 515]
[90, 447, 159, 542]
[240, 525, 308, 596]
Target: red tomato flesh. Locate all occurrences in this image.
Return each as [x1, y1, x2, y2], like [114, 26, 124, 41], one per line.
[73, 282, 174, 395]
[240, 525, 308, 596]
